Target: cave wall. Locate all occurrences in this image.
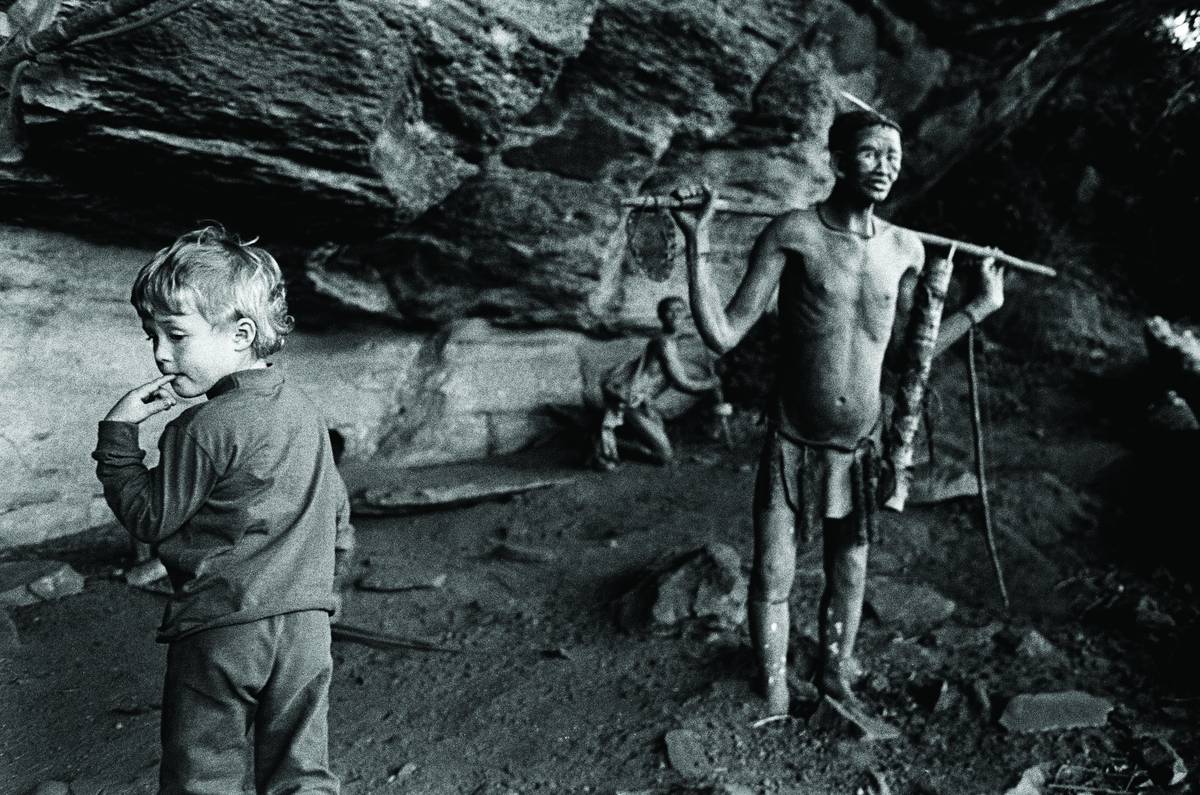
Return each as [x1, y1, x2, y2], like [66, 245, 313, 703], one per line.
[0, 224, 650, 549]
[2, 0, 1154, 331]
[0, 0, 1168, 548]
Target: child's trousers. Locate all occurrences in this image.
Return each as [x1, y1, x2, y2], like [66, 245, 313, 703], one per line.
[159, 610, 338, 795]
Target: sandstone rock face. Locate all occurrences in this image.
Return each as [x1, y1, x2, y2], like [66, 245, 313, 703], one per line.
[3, 0, 1161, 331]
[0, 1, 1171, 548]
[0, 224, 635, 548]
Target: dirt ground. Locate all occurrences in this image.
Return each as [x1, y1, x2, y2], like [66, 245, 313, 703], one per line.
[3, 340, 1199, 795]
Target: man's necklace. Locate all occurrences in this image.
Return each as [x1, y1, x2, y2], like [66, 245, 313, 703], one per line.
[817, 205, 875, 238]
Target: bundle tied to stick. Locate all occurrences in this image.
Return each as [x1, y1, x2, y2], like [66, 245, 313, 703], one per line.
[623, 202, 678, 282]
[882, 250, 955, 512]
[620, 192, 1058, 279]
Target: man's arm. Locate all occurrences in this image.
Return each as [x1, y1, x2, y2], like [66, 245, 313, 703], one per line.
[932, 254, 1004, 357]
[92, 421, 218, 545]
[889, 242, 1005, 362]
[673, 188, 786, 354]
[655, 337, 722, 395]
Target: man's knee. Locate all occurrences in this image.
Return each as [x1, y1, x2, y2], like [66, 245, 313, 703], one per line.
[833, 541, 868, 570]
[752, 551, 796, 603]
[825, 517, 868, 556]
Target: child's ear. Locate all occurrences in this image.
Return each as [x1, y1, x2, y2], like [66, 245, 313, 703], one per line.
[232, 317, 258, 352]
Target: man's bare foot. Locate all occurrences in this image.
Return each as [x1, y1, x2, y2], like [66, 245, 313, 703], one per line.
[817, 657, 866, 708]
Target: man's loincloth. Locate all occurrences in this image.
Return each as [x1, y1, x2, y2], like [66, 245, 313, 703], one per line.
[764, 423, 882, 546]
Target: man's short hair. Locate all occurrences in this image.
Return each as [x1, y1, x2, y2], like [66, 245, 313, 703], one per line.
[131, 225, 294, 358]
[828, 110, 902, 155]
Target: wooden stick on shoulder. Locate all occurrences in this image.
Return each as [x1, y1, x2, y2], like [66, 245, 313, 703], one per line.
[621, 194, 1058, 278]
[898, 228, 1057, 278]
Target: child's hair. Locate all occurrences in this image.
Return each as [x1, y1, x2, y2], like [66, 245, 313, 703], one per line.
[131, 225, 295, 358]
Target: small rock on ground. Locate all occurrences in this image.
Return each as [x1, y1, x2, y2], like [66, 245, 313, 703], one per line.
[664, 728, 712, 777]
[866, 577, 956, 634]
[0, 561, 85, 607]
[999, 690, 1113, 732]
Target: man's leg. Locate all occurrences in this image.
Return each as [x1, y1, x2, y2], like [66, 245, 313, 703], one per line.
[817, 515, 869, 701]
[254, 611, 339, 794]
[621, 407, 673, 464]
[750, 438, 798, 716]
[593, 405, 623, 470]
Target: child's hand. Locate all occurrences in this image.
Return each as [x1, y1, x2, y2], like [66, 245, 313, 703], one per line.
[103, 375, 178, 424]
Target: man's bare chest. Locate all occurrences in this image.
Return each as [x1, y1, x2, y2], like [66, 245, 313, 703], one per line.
[778, 236, 911, 337]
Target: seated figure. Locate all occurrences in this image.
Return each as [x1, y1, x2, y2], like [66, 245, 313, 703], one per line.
[594, 296, 726, 469]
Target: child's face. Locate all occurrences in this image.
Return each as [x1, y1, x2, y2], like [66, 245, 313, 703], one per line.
[141, 304, 250, 398]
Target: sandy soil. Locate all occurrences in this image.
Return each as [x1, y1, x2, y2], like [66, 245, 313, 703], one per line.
[2, 350, 1198, 795]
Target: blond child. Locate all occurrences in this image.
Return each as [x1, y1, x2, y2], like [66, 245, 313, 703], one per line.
[92, 226, 354, 793]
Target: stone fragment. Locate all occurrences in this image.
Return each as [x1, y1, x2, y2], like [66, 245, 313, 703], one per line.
[353, 477, 573, 517]
[357, 556, 447, 592]
[32, 783, 71, 795]
[1016, 629, 1061, 658]
[0, 560, 84, 607]
[999, 691, 1113, 733]
[1002, 764, 1050, 795]
[931, 622, 1002, 650]
[1138, 735, 1187, 787]
[866, 577, 956, 634]
[808, 696, 900, 741]
[664, 728, 710, 777]
[969, 680, 992, 717]
[933, 681, 964, 714]
[618, 544, 747, 632]
[358, 570, 447, 591]
[491, 541, 557, 564]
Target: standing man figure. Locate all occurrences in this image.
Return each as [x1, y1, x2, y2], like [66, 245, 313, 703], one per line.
[671, 110, 1005, 716]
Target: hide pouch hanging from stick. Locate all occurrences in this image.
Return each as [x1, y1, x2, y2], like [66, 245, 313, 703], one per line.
[624, 205, 677, 282]
[884, 252, 955, 512]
